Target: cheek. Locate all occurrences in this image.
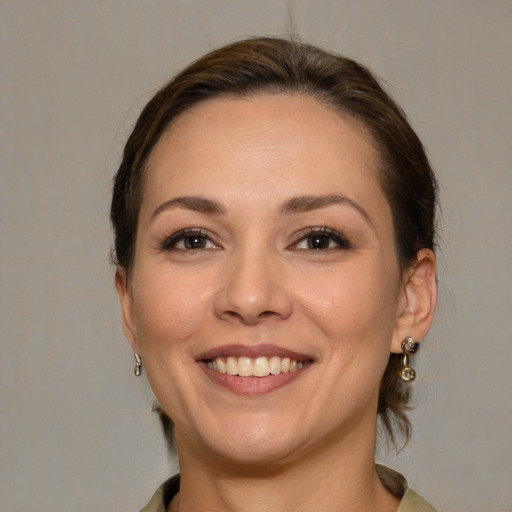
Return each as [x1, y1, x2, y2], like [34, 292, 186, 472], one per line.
[297, 261, 400, 345]
[131, 266, 213, 351]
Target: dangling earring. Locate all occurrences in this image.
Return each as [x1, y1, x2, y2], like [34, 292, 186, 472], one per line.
[134, 353, 142, 377]
[399, 337, 418, 382]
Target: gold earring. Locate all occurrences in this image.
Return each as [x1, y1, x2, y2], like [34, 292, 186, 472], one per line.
[399, 337, 418, 382]
[134, 353, 142, 377]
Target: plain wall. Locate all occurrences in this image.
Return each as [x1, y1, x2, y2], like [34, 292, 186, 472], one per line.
[1, 1, 511, 510]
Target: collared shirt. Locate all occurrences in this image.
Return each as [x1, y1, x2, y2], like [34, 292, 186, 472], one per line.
[140, 465, 438, 512]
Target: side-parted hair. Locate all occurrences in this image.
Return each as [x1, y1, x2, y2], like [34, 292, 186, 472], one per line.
[111, 37, 438, 445]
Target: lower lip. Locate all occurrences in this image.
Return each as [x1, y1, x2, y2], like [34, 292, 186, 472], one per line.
[199, 362, 310, 395]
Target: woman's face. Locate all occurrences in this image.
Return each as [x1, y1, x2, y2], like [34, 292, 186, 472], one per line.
[118, 94, 411, 464]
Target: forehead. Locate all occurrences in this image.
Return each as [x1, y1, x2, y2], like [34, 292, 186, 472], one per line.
[144, 93, 381, 198]
[162, 93, 377, 156]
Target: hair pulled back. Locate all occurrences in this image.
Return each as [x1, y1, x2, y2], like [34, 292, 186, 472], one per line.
[111, 36, 437, 443]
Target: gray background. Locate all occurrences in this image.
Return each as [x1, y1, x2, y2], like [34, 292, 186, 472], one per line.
[1, 1, 511, 510]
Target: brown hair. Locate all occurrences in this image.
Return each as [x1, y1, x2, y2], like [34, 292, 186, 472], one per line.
[111, 37, 437, 444]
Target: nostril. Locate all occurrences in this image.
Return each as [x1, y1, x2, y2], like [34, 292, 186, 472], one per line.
[214, 267, 293, 324]
[220, 308, 284, 325]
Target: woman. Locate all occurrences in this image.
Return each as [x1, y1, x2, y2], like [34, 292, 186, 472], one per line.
[111, 37, 438, 511]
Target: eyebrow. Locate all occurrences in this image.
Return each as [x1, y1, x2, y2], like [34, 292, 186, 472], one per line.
[151, 193, 374, 230]
[151, 196, 226, 219]
[280, 194, 374, 230]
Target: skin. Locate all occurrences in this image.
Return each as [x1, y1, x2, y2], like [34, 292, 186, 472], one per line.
[116, 94, 437, 512]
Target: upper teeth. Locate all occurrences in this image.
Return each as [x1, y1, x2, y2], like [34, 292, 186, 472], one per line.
[206, 356, 304, 377]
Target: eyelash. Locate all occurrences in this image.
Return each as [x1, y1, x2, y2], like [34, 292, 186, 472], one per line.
[159, 228, 219, 251]
[159, 226, 351, 252]
[291, 227, 352, 251]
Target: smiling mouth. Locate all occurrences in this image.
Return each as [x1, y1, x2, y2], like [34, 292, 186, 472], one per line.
[204, 356, 309, 377]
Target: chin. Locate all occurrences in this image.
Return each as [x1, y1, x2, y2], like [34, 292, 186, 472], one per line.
[183, 416, 309, 467]
[212, 438, 302, 467]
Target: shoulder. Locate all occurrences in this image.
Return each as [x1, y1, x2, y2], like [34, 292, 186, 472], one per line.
[139, 474, 180, 512]
[400, 487, 438, 512]
[376, 464, 438, 512]
[140, 468, 438, 512]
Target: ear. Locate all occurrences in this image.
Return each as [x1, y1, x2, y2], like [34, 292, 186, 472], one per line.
[391, 249, 437, 353]
[115, 266, 139, 353]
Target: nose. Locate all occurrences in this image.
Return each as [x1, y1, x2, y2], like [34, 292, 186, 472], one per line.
[214, 246, 293, 325]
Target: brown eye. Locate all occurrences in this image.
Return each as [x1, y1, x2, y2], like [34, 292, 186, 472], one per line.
[293, 228, 351, 251]
[183, 235, 208, 249]
[160, 229, 220, 251]
[307, 234, 332, 250]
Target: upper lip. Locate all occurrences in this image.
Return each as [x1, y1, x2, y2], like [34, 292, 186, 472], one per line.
[195, 344, 313, 362]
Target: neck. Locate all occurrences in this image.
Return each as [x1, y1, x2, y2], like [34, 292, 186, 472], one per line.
[171, 421, 400, 512]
